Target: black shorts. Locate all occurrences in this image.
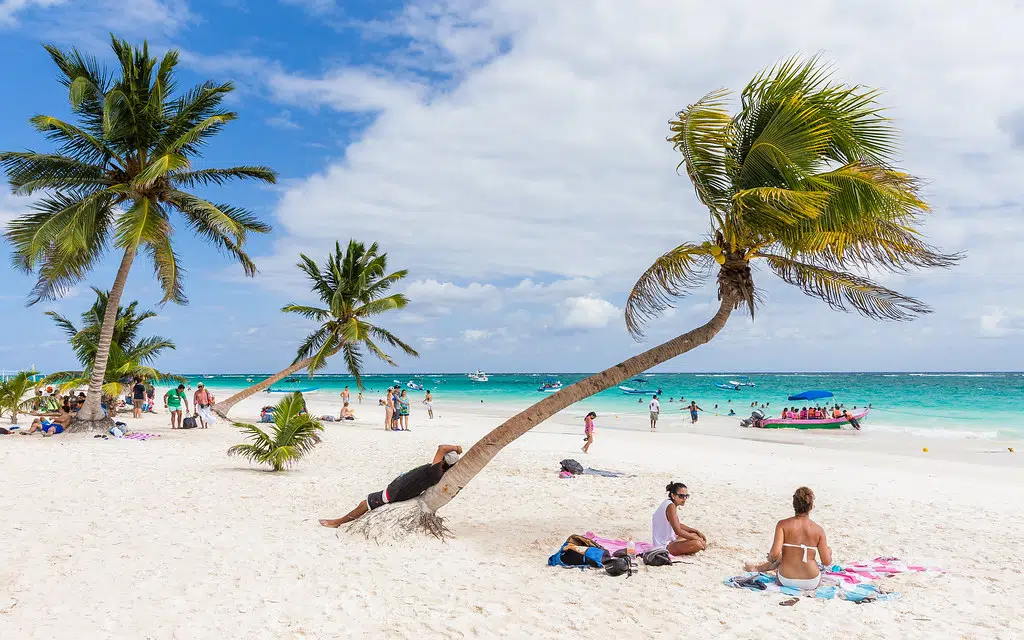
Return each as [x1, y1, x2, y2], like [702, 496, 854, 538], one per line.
[367, 489, 391, 510]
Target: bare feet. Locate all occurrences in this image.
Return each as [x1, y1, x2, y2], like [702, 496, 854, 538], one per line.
[319, 518, 343, 528]
[744, 561, 759, 572]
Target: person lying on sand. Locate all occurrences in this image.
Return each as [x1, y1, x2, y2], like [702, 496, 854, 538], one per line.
[652, 482, 707, 555]
[319, 444, 463, 528]
[743, 487, 833, 590]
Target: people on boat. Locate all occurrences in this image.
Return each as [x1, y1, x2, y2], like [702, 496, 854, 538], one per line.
[652, 482, 706, 555]
[319, 444, 462, 528]
[582, 411, 596, 454]
[743, 487, 832, 591]
[799, 407, 808, 420]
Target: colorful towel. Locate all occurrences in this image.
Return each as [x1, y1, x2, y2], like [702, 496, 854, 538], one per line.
[123, 433, 160, 441]
[582, 468, 635, 478]
[583, 532, 656, 555]
[724, 557, 943, 603]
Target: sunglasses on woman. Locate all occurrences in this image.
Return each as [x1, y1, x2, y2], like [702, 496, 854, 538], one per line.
[675, 493, 690, 499]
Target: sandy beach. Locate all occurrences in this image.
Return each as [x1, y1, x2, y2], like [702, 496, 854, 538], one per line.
[1, 393, 1021, 639]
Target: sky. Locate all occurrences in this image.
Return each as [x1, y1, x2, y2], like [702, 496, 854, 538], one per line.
[1, 0, 1023, 375]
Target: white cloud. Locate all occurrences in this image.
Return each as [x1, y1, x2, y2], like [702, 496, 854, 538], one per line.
[560, 295, 621, 331]
[461, 328, 491, 342]
[0, 191, 31, 226]
[268, 68, 426, 113]
[979, 306, 1023, 339]
[0, 0, 65, 26]
[265, 110, 301, 130]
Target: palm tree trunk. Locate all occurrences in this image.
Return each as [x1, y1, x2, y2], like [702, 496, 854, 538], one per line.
[348, 297, 736, 540]
[69, 247, 137, 432]
[212, 357, 316, 419]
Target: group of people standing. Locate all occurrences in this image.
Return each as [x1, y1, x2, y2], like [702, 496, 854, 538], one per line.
[377, 387, 435, 431]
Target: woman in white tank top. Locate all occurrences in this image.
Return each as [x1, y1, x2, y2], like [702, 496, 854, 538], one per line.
[652, 482, 707, 556]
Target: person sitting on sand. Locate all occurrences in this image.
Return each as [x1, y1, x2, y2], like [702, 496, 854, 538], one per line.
[652, 482, 706, 555]
[340, 402, 356, 420]
[743, 487, 833, 590]
[23, 400, 73, 436]
[319, 444, 463, 528]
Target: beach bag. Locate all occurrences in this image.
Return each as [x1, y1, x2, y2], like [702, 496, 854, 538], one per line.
[182, 415, 198, 429]
[559, 459, 584, 476]
[109, 426, 124, 438]
[548, 535, 608, 569]
[604, 556, 636, 577]
[642, 548, 674, 567]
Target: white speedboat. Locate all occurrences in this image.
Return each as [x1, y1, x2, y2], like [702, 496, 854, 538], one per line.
[468, 369, 489, 382]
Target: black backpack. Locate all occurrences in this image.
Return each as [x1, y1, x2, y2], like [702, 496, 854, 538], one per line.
[559, 459, 584, 475]
[182, 415, 198, 429]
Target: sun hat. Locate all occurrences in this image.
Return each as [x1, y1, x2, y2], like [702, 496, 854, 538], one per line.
[443, 451, 461, 467]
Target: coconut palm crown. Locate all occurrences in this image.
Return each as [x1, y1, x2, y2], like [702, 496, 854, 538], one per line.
[1, 35, 276, 429]
[625, 55, 960, 338]
[212, 240, 418, 417]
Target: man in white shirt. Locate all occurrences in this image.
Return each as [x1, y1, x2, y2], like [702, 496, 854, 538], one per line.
[649, 395, 660, 431]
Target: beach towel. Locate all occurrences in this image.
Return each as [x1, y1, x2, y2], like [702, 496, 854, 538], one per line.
[582, 468, 635, 478]
[123, 433, 160, 441]
[583, 532, 657, 556]
[724, 557, 944, 603]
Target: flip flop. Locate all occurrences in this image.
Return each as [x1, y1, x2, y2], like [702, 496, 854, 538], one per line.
[779, 598, 799, 607]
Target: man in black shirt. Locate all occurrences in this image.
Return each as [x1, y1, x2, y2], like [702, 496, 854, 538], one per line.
[319, 444, 462, 528]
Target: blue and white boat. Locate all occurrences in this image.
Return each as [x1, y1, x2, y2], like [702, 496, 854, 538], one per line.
[619, 378, 662, 395]
[537, 379, 562, 392]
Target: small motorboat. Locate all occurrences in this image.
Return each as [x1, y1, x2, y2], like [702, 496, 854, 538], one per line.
[537, 379, 562, 392]
[742, 390, 868, 430]
[620, 378, 662, 395]
[406, 381, 424, 390]
[714, 382, 741, 391]
[728, 376, 755, 387]
[468, 369, 489, 382]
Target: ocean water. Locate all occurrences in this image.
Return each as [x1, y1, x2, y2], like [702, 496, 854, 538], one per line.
[182, 372, 1024, 440]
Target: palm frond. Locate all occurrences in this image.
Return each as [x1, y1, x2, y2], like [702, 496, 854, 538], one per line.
[228, 393, 323, 471]
[169, 166, 277, 188]
[668, 88, 734, 218]
[761, 253, 930, 320]
[625, 242, 716, 339]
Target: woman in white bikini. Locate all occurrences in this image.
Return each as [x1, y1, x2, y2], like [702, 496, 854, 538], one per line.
[744, 486, 833, 590]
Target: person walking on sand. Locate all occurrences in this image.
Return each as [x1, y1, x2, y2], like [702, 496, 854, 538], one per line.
[582, 411, 597, 453]
[358, 390, 363, 404]
[164, 384, 189, 429]
[649, 395, 660, 431]
[131, 377, 146, 418]
[423, 390, 434, 419]
[341, 385, 351, 408]
[688, 400, 704, 424]
[319, 444, 463, 527]
[399, 389, 411, 430]
[743, 487, 833, 591]
[193, 383, 215, 429]
[652, 482, 707, 555]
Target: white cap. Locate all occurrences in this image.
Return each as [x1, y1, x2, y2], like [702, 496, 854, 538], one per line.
[443, 451, 460, 467]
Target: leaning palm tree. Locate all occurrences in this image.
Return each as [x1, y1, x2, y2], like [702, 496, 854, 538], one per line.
[42, 288, 181, 414]
[227, 392, 324, 472]
[1, 35, 276, 431]
[213, 240, 418, 417]
[0, 370, 40, 424]
[351, 56, 961, 538]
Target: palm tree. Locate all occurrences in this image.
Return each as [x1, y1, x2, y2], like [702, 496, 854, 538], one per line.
[0, 370, 40, 424]
[42, 287, 181, 414]
[227, 392, 324, 471]
[213, 240, 418, 417]
[1, 35, 276, 431]
[352, 56, 962, 538]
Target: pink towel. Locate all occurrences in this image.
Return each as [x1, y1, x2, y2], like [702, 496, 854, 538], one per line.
[583, 532, 656, 555]
[825, 557, 944, 585]
[123, 433, 160, 441]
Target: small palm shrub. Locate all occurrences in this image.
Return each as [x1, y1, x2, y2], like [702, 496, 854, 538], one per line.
[0, 370, 39, 424]
[227, 393, 323, 471]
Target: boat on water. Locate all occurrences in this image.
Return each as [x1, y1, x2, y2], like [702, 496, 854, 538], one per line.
[715, 382, 742, 391]
[266, 386, 319, 393]
[537, 379, 563, 392]
[744, 390, 868, 430]
[729, 376, 755, 387]
[619, 377, 662, 396]
[407, 381, 424, 390]
[468, 369, 489, 382]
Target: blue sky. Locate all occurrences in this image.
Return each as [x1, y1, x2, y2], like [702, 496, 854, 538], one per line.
[2, 0, 1023, 375]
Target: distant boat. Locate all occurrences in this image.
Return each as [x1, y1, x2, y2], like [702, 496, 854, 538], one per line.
[407, 381, 424, 390]
[266, 386, 319, 393]
[715, 382, 742, 391]
[729, 376, 755, 387]
[752, 390, 868, 430]
[537, 379, 562, 392]
[619, 378, 662, 395]
[468, 369, 489, 382]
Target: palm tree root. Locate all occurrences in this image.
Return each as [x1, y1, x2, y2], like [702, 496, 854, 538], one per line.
[343, 500, 450, 543]
[67, 415, 115, 433]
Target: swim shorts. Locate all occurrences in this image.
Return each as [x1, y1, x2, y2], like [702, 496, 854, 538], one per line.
[367, 489, 390, 510]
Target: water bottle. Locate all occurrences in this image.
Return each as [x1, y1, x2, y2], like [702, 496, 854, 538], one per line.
[626, 536, 636, 557]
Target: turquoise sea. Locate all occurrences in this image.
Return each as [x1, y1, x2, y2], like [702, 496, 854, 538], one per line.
[181, 372, 1024, 440]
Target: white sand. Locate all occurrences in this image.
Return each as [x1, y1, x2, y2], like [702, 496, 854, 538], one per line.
[1, 392, 1022, 639]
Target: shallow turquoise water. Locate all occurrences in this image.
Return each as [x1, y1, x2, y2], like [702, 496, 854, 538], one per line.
[180, 372, 1024, 440]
